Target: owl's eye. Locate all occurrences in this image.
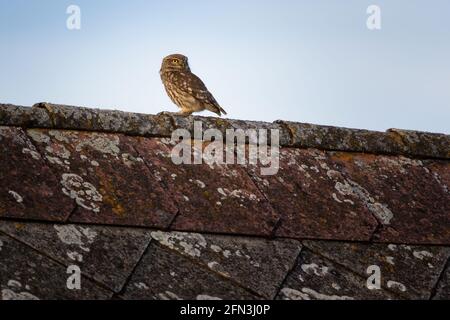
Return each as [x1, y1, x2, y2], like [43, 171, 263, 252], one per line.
[172, 59, 179, 64]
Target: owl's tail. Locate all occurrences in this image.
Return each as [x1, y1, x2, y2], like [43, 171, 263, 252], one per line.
[218, 106, 227, 116]
[207, 103, 227, 116]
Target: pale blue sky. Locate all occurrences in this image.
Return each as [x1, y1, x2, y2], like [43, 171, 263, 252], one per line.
[1, 0, 449, 133]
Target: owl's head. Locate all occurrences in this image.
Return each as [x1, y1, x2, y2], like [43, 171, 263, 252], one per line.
[161, 54, 190, 73]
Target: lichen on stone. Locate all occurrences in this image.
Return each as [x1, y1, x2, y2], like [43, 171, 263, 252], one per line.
[60, 173, 103, 213]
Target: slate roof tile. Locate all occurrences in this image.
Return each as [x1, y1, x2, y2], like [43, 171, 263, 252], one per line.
[0, 233, 112, 300]
[277, 249, 398, 300]
[119, 243, 259, 300]
[433, 261, 450, 300]
[426, 160, 450, 191]
[329, 152, 450, 244]
[246, 147, 379, 241]
[0, 221, 153, 292]
[303, 240, 450, 299]
[0, 126, 75, 222]
[149, 230, 302, 298]
[25, 129, 178, 228]
[133, 138, 280, 236]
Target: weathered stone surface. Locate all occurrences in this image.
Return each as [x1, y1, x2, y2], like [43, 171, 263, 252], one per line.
[4, 104, 287, 146]
[0, 221, 152, 292]
[330, 152, 450, 244]
[276, 121, 406, 155]
[2, 103, 448, 159]
[228, 118, 291, 146]
[133, 137, 280, 236]
[433, 261, 450, 300]
[0, 233, 112, 300]
[426, 160, 450, 191]
[150, 230, 302, 298]
[33, 103, 289, 146]
[2, 101, 449, 301]
[278, 121, 450, 159]
[277, 249, 397, 300]
[0, 126, 75, 221]
[120, 243, 258, 300]
[0, 104, 51, 128]
[303, 240, 450, 299]
[246, 147, 379, 241]
[33, 102, 175, 137]
[388, 129, 450, 159]
[168, 114, 290, 146]
[26, 129, 178, 227]
[277, 121, 450, 159]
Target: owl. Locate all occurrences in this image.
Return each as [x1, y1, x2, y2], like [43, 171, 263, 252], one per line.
[160, 54, 227, 116]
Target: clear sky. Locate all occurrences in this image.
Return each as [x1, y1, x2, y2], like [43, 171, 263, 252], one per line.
[1, 0, 449, 133]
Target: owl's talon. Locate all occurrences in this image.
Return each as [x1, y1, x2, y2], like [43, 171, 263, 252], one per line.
[174, 111, 194, 117]
[157, 111, 173, 116]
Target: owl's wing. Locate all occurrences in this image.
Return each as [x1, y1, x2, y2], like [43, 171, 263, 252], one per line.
[176, 72, 227, 116]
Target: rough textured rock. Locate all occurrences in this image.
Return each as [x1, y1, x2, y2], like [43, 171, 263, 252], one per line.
[329, 152, 450, 244]
[149, 231, 302, 298]
[276, 121, 407, 155]
[0, 221, 152, 292]
[277, 120, 450, 159]
[433, 261, 450, 300]
[33, 102, 176, 137]
[0, 126, 75, 221]
[303, 240, 450, 299]
[26, 129, 178, 228]
[277, 249, 398, 300]
[426, 160, 450, 191]
[133, 137, 280, 236]
[0, 103, 449, 300]
[119, 243, 258, 300]
[0, 104, 52, 128]
[387, 129, 450, 159]
[31, 103, 289, 145]
[2, 104, 448, 159]
[0, 233, 112, 300]
[168, 114, 290, 146]
[246, 147, 379, 241]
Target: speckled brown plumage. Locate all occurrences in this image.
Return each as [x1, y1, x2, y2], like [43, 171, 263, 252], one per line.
[160, 54, 227, 116]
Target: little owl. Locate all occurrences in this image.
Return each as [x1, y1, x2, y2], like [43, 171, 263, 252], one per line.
[160, 54, 227, 116]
